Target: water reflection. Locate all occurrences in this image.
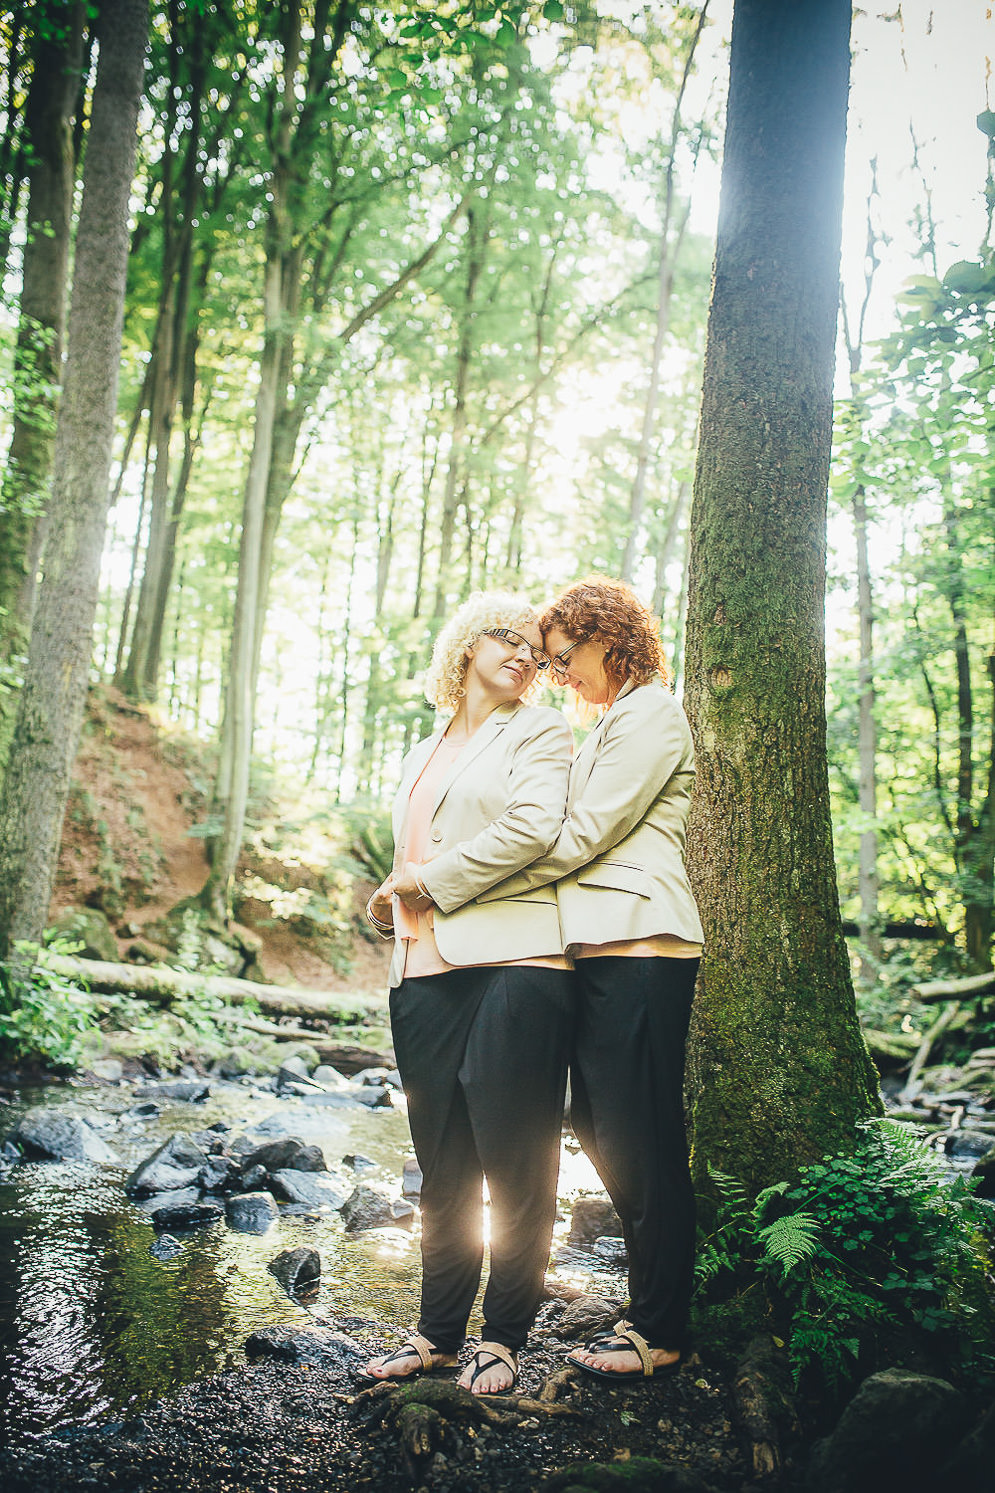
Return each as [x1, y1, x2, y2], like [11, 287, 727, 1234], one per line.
[0, 1082, 608, 1446]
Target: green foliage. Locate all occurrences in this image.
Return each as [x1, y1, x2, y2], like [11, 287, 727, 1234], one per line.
[695, 1119, 995, 1393]
[0, 941, 98, 1067]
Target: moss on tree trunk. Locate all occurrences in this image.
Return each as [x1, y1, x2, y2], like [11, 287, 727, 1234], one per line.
[683, 0, 880, 1189]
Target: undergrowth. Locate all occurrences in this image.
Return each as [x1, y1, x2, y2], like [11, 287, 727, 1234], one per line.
[694, 1117, 995, 1395]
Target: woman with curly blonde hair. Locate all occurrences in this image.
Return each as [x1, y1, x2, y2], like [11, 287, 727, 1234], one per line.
[476, 575, 704, 1383]
[360, 591, 573, 1396]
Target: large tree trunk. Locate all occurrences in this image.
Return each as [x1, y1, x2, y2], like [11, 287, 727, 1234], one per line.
[683, 0, 880, 1190]
[0, 0, 148, 963]
[0, 5, 86, 772]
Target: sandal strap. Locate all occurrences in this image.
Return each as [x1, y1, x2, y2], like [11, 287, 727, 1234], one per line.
[613, 1325, 654, 1376]
[402, 1333, 441, 1371]
[474, 1340, 517, 1375]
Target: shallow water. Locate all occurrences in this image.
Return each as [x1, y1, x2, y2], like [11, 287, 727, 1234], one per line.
[0, 1078, 606, 1444]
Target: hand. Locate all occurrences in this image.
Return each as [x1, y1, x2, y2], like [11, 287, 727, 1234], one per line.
[393, 863, 434, 911]
[368, 876, 395, 926]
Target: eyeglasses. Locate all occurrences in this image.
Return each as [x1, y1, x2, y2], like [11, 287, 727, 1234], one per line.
[550, 639, 583, 680]
[483, 628, 551, 671]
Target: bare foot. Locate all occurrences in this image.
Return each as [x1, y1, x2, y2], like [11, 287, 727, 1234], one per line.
[360, 1334, 457, 1382]
[570, 1343, 680, 1374]
[458, 1342, 518, 1395]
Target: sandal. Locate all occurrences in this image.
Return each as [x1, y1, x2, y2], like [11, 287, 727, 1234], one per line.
[459, 1340, 519, 1396]
[566, 1322, 681, 1381]
[356, 1332, 458, 1384]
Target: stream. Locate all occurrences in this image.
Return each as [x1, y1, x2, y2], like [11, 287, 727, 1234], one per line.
[0, 1075, 605, 1447]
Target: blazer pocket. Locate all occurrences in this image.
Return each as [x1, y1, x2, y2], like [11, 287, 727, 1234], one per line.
[575, 860, 651, 897]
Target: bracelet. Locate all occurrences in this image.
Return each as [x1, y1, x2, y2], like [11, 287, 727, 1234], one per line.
[365, 899, 394, 938]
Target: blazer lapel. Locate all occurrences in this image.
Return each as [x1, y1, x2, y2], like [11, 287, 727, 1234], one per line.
[393, 728, 444, 838]
[430, 701, 520, 817]
[566, 679, 637, 806]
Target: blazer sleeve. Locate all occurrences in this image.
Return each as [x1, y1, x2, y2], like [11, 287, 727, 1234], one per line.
[479, 691, 692, 899]
[416, 711, 572, 914]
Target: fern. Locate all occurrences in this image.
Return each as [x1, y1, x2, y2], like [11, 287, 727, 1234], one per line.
[756, 1211, 822, 1276]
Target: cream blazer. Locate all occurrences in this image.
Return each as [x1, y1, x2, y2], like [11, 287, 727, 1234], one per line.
[475, 678, 704, 951]
[387, 701, 572, 985]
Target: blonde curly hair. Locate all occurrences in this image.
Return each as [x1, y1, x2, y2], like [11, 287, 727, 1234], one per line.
[425, 590, 543, 712]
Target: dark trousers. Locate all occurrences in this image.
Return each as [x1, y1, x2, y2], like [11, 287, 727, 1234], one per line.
[389, 964, 573, 1355]
[569, 955, 699, 1350]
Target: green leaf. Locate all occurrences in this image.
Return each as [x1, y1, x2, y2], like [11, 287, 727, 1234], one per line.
[976, 109, 995, 138]
[543, 0, 565, 18]
[942, 260, 991, 294]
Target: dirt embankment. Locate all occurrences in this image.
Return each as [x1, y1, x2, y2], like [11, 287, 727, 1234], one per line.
[53, 687, 390, 994]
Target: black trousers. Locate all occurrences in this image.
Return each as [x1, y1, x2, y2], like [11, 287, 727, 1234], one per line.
[569, 955, 699, 1350]
[389, 964, 573, 1355]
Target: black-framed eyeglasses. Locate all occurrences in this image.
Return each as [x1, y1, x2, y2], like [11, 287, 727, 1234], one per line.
[550, 639, 583, 679]
[483, 628, 551, 671]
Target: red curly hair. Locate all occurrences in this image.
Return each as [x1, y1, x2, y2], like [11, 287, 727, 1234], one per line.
[540, 575, 671, 689]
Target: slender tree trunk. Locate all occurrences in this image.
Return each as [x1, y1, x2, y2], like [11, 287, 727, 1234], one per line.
[0, 0, 148, 963]
[0, 5, 85, 772]
[854, 484, 882, 970]
[683, 0, 880, 1190]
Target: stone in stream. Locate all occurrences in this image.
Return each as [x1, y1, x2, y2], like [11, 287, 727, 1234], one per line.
[125, 1133, 209, 1196]
[237, 1137, 327, 1175]
[312, 1064, 350, 1090]
[268, 1169, 349, 1210]
[225, 1192, 279, 1234]
[592, 1236, 628, 1267]
[268, 1246, 321, 1297]
[340, 1184, 405, 1233]
[556, 1295, 619, 1339]
[971, 1145, 995, 1198]
[149, 1233, 185, 1262]
[90, 1058, 124, 1083]
[150, 1197, 224, 1231]
[401, 1156, 422, 1197]
[9, 1108, 120, 1165]
[304, 1086, 392, 1110]
[568, 1195, 622, 1246]
[137, 1185, 202, 1215]
[245, 1323, 363, 1370]
[139, 1080, 211, 1103]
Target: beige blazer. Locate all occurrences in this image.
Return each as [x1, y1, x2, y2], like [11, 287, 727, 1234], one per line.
[476, 678, 704, 951]
[387, 701, 572, 985]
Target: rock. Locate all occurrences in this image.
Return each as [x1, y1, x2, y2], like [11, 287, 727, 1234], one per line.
[351, 1067, 391, 1086]
[140, 1080, 211, 1103]
[391, 1198, 415, 1227]
[136, 1185, 202, 1215]
[125, 1133, 209, 1196]
[226, 1192, 279, 1234]
[343, 1153, 377, 1172]
[312, 1065, 350, 1090]
[291, 1087, 392, 1110]
[971, 1145, 995, 1199]
[149, 1234, 184, 1262]
[268, 1246, 321, 1297]
[556, 1295, 617, 1340]
[90, 1058, 124, 1083]
[401, 1156, 423, 1197]
[126, 1101, 161, 1119]
[10, 1108, 120, 1164]
[945, 1130, 993, 1162]
[268, 1169, 349, 1210]
[244, 1323, 364, 1370]
[47, 906, 118, 961]
[340, 1184, 398, 1233]
[807, 1368, 972, 1493]
[240, 1163, 267, 1191]
[592, 1236, 627, 1266]
[198, 1155, 238, 1193]
[568, 1195, 622, 1246]
[237, 1137, 327, 1175]
[276, 1055, 313, 1090]
[150, 1198, 224, 1231]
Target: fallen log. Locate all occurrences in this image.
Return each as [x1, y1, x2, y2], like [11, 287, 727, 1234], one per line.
[41, 951, 379, 1025]
[912, 971, 995, 1003]
[239, 1018, 394, 1072]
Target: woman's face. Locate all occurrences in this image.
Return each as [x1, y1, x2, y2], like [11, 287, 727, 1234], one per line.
[465, 621, 545, 701]
[544, 626, 614, 706]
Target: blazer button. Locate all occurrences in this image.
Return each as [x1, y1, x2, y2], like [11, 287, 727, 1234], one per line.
[431, 830, 442, 842]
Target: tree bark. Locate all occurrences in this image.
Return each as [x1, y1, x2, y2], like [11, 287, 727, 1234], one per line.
[683, 0, 880, 1189]
[0, 0, 148, 963]
[0, 4, 86, 772]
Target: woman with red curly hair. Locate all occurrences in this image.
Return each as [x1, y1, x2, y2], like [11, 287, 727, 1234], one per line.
[478, 575, 703, 1382]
